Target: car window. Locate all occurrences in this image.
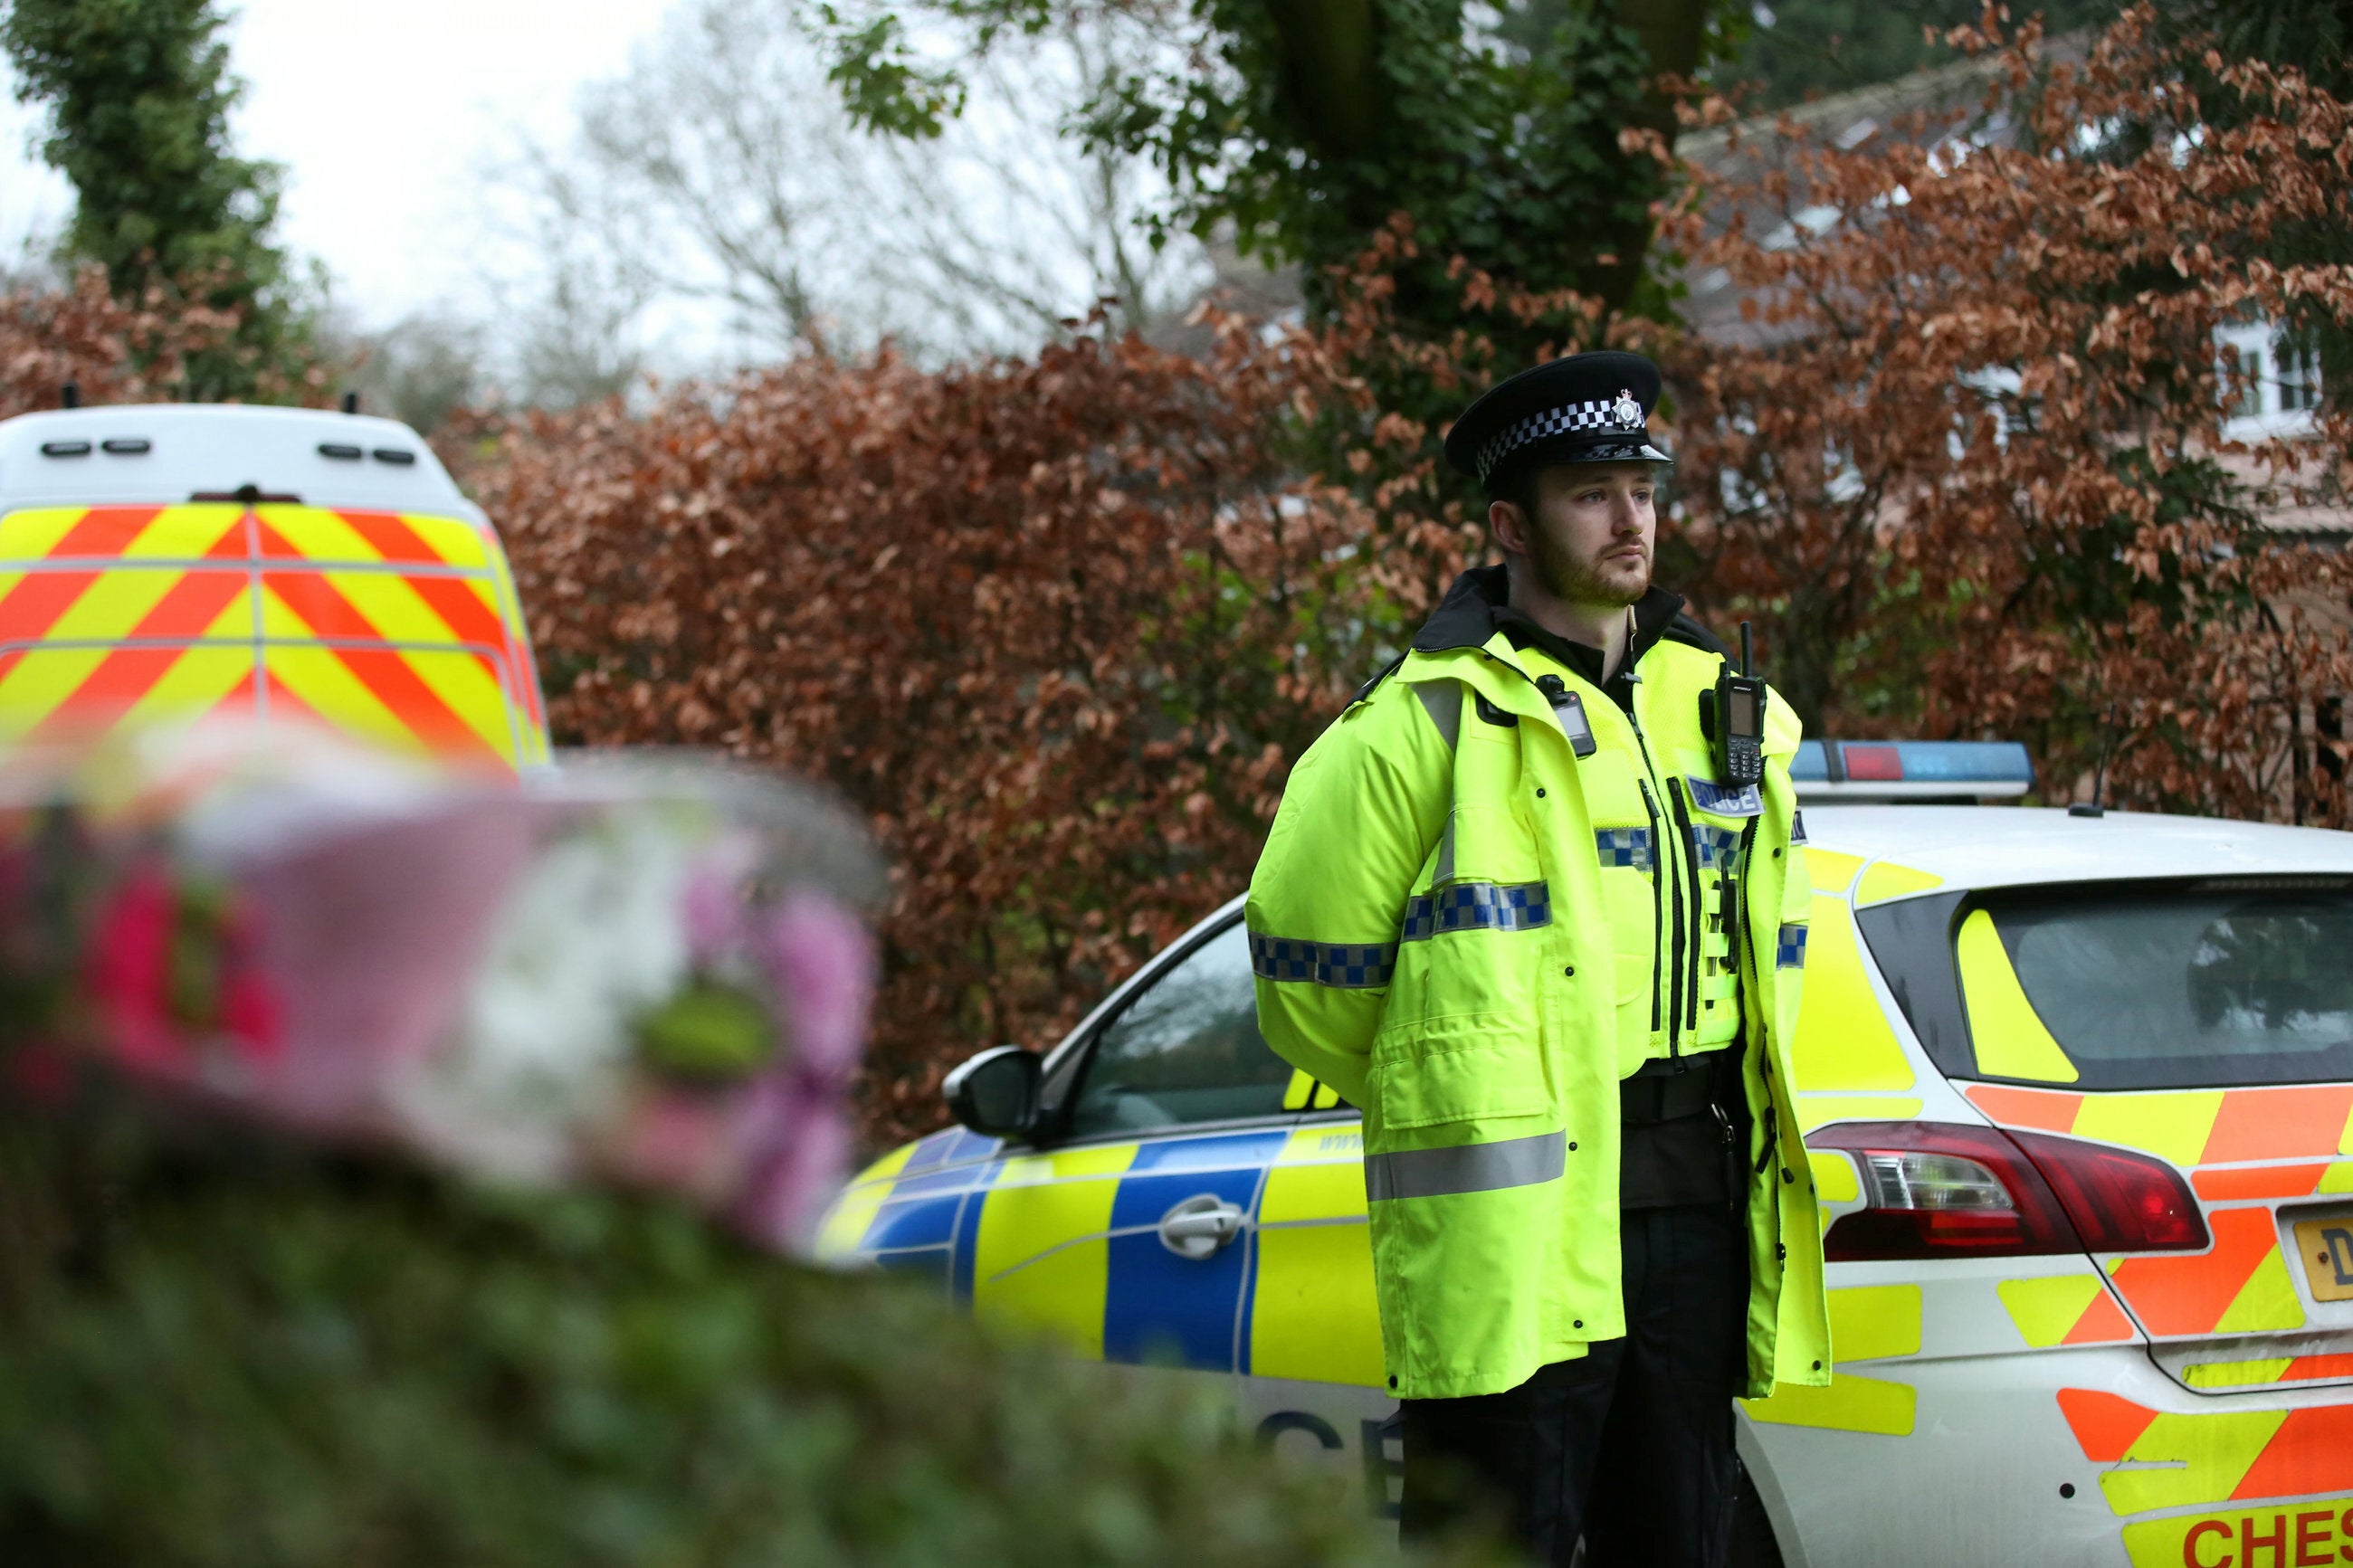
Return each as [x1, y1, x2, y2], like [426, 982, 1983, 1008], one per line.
[1954, 883, 2353, 1088]
[1065, 921, 1295, 1137]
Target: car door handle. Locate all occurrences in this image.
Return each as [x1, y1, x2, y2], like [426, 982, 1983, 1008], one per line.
[1157, 1193, 1245, 1260]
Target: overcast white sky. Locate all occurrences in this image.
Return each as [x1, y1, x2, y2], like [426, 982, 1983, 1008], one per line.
[0, 0, 682, 328]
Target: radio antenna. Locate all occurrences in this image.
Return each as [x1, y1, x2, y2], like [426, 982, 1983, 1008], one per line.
[1739, 622, 1754, 679]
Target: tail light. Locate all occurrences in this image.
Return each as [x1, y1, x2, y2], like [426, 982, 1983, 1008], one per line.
[1807, 1121, 2207, 1262]
[2006, 1128, 2207, 1251]
[1810, 1122, 2077, 1259]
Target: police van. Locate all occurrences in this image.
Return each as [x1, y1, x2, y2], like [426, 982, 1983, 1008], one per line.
[0, 403, 550, 771]
[817, 741, 2353, 1567]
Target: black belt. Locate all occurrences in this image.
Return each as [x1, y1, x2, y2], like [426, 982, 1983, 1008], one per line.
[1620, 1051, 1732, 1124]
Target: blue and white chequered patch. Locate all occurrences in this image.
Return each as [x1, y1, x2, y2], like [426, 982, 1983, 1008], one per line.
[1248, 931, 1398, 989]
[1400, 880, 1552, 941]
[1686, 776, 1764, 817]
[1776, 923, 1809, 969]
[1694, 823, 1746, 872]
[1791, 810, 1808, 845]
[1595, 827, 1654, 872]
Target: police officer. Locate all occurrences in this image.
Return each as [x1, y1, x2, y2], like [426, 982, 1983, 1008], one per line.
[1244, 351, 1829, 1567]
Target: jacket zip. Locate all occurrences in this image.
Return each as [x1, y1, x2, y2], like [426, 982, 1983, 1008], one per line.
[1737, 817, 1780, 1180]
[1637, 778, 1667, 1035]
[1669, 778, 1705, 1035]
[1731, 818, 1760, 974]
[1624, 694, 1682, 1061]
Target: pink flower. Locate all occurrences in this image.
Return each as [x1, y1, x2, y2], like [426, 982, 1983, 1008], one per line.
[734, 1079, 854, 1253]
[681, 863, 741, 963]
[760, 894, 874, 1084]
[85, 863, 182, 1076]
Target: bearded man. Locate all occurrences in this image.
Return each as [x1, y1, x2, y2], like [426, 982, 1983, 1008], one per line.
[1244, 351, 1829, 1567]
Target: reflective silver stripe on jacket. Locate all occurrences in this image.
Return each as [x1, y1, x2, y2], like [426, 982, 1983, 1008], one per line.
[1412, 680, 1462, 748]
[1365, 1129, 1568, 1202]
[1249, 930, 1398, 988]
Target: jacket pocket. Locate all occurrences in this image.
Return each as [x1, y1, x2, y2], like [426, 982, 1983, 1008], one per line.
[1368, 1012, 1548, 1130]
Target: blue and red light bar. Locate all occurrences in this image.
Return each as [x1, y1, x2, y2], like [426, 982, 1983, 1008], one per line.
[1791, 740, 2034, 801]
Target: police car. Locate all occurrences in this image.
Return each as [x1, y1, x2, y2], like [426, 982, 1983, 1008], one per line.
[0, 402, 550, 771]
[815, 741, 2353, 1567]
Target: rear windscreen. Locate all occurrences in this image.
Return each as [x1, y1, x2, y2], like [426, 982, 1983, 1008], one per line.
[1940, 883, 2353, 1089]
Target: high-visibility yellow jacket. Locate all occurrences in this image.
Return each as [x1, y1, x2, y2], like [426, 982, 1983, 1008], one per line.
[1245, 569, 1831, 1401]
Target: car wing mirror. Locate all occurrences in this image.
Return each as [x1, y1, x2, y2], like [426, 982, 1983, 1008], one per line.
[943, 1045, 1043, 1138]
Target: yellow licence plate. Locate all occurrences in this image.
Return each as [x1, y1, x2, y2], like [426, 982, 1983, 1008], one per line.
[2293, 1214, 2353, 1303]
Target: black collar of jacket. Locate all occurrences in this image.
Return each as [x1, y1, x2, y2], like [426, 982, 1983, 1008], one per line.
[1410, 565, 1725, 683]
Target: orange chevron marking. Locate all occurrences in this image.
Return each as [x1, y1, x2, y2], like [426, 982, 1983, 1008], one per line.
[2057, 1387, 2158, 1461]
[255, 516, 322, 561]
[33, 572, 251, 736]
[2063, 1288, 2137, 1344]
[48, 506, 164, 557]
[232, 665, 328, 730]
[263, 578, 504, 763]
[400, 574, 508, 651]
[2201, 1086, 2353, 1164]
[338, 510, 444, 564]
[33, 648, 181, 733]
[1966, 1083, 2082, 1132]
[200, 516, 250, 558]
[121, 570, 245, 641]
[2194, 1164, 2329, 1201]
[2108, 1208, 2280, 1337]
[0, 569, 101, 643]
[0, 504, 544, 770]
[2284, 1354, 2353, 1383]
[263, 668, 324, 724]
[2230, 1405, 2353, 1500]
[263, 573, 380, 640]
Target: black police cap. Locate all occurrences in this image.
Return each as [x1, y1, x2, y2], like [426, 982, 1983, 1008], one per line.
[1443, 350, 1674, 493]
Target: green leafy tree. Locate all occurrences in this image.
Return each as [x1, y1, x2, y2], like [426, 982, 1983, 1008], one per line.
[817, 0, 1736, 422]
[1, 0, 316, 398]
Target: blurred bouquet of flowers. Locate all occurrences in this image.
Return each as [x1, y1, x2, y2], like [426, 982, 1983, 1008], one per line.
[0, 727, 881, 1256]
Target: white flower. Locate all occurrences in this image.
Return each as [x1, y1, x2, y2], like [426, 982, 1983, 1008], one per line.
[391, 801, 713, 1179]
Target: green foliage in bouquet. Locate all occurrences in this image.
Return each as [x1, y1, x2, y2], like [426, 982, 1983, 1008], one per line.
[0, 1097, 1491, 1568]
[634, 977, 777, 1082]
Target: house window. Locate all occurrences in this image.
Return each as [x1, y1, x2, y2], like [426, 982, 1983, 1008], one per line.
[2228, 347, 2267, 419]
[2278, 336, 2322, 413]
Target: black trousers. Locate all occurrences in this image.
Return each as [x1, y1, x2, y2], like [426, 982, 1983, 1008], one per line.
[1397, 1202, 1750, 1568]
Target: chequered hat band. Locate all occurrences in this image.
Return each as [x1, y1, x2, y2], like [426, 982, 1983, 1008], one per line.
[1475, 394, 1649, 484]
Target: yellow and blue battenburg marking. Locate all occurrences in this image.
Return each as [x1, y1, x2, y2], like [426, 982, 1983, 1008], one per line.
[1398, 880, 1551, 937]
[834, 1121, 1385, 1380]
[1595, 826, 1654, 870]
[1692, 823, 1746, 870]
[1250, 879, 1558, 988]
[1250, 933, 1396, 988]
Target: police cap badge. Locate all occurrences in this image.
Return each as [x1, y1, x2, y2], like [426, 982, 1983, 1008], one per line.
[1443, 349, 1675, 494]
